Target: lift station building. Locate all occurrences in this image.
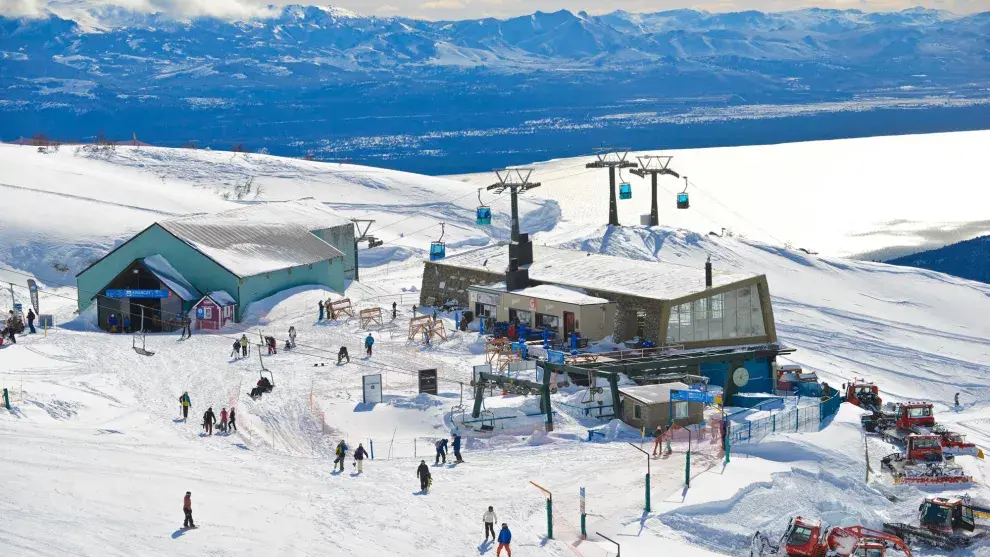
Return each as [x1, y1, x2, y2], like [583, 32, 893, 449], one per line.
[76, 199, 353, 331]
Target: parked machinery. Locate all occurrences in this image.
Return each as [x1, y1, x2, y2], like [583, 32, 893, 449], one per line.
[752, 516, 912, 556]
[884, 496, 990, 550]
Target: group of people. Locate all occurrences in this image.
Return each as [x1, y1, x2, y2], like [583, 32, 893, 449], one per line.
[178, 392, 236, 435]
[230, 334, 250, 359]
[482, 506, 513, 556]
[250, 376, 273, 399]
[433, 433, 463, 465]
[106, 312, 130, 334]
[2, 309, 35, 344]
[332, 440, 369, 474]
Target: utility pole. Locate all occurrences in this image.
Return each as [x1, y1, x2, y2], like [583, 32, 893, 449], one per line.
[586, 149, 638, 227]
[351, 219, 383, 282]
[630, 155, 681, 227]
[487, 168, 542, 243]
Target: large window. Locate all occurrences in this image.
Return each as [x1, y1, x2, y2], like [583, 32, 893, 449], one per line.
[633, 404, 643, 420]
[509, 309, 533, 326]
[536, 313, 560, 333]
[673, 401, 689, 420]
[666, 285, 766, 344]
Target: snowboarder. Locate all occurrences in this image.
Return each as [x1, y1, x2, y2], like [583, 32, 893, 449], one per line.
[204, 407, 216, 436]
[337, 346, 350, 364]
[353, 443, 368, 473]
[219, 408, 228, 434]
[496, 524, 512, 556]
[288, 326, 297, 348]
[483, 506, 498, 541]
[240, 334, 249, 357]
[452, 433, 463, 463]
[318, 300, 325, 321]
[108, 313, 118, 333]
[179, 391, 191, 421]
[228, 407, 237, 432]
[392, 301, 397, 320]
[365, 333, 375, 357]
[417, 460, 431, 492]
[230, 339, 241, 358]
[955, 392, 961, 407]
[652, 425, 664, 457]
[26, 309, 36, 334]
[435, 438, 448, 465]
[333, 440, 349, 472]
[183, 491, 195, 529]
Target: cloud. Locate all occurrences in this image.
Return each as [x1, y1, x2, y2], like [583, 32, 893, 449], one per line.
[419, 0, 468, 9]
[376, 4, 401, 13]
[0, 0, 46, 18]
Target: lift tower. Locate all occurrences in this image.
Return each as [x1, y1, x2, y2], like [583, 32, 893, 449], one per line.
[630, 155, 681, 227]
[586, 149, 638, 227]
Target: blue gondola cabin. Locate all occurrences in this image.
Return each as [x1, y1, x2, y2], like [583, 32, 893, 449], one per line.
[476, 206, 492, 225]
[429, 242, 447, 261]
[619, 183, 632, 200]
[677, 192, 690, 209]
[193, 291, 237, 331]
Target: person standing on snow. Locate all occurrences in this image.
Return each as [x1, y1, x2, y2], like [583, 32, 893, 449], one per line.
[26, 309, 36, 334]
[451, 433, 463, 463]
[230, 339, 241, 359]
[318, 300, 325, 321]
[364, 333, 375, 357]
[392, 302, 397, 320]
[417, 460, 431, 492]
[483, 506, 498, 542]
[496, 524, 512, 556]
[108, 313, 118, 333]
[652, 425, 664, 457]
[333, 440, 349, 472]
[955, 392, 961, 407]
[183, 491, 195, 529]
[219, 408, 229, 434]
[179, 392, 191, 421]
[353, 443, 368, 474]
[435, 438, 448, 465]
[228, 407, 237, 432]
[204, 407, 216, 436]
[240, 334, 249, 358]
[288, 326, 297, 348]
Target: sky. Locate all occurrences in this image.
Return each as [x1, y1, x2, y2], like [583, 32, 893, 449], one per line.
[2, 0, 989, 20]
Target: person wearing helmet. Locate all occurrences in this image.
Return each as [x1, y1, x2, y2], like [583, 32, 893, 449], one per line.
[182, 491, 195, 529]
[497, 523, 512, 556]
[417, 460, 431, 492]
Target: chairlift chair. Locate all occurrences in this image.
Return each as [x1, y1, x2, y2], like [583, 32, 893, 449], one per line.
[476, 189, 492, 225]
[677, 176, 690, 209]
[478, 409, 496, 432]
[260, 369, 275, 392]
[132, 330, 155, 357]
[429, 222, 447, 261]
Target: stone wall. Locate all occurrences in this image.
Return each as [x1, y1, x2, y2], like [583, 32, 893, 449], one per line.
[420, 262, 502, 307]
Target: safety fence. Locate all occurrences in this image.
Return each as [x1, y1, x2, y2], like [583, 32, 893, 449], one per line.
[726, 387, 841, 446]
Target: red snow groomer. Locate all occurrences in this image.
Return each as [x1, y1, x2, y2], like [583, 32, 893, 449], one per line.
[751, 516, 913, 556]
[867, 401, 979, 457]
[880, 433, 971, 485]
[883, 496, 990, 550]
[846, 378, 882, 410]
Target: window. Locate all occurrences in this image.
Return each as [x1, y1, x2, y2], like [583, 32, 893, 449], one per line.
[203, 306, 213, 319]
[633, 404, 643, 420]
[665, 285, 767, 344]
[509, 309, 532, 326]
[636, 310, 646, 338]
[673, 401, 689, 420]
[536, 313, 560, 333]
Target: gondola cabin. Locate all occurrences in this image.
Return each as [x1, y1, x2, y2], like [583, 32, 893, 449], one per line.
[677, 192, 690, 209]
[476, 206, 492, 225]
[619, 182, 632, 200]
[429, 242, 447, 261]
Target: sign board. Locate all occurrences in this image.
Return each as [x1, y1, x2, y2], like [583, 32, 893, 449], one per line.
[362, 374, 383, 404]
[580, 487, 586, 515]
[418, 368, 438, 396]
[470, 290, 501, 308]
[196, 307, 205, 319]
[547, 350, 566, 364]
[105, 289, 170, 299]
[473, 364, 492, 384]
[27, 279, 39, 314]
[529, 299, 537, 311]
[670, 389, 714, 403]
[508, 361, 536, 373]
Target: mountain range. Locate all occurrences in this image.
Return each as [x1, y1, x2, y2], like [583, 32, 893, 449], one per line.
[2, 6, 990, 172]
[888, 235, 990, 284]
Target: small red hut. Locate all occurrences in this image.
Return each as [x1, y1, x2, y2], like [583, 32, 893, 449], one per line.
[193, 291, 237, 331]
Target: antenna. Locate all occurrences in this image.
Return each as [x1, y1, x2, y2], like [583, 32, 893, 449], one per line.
[630, 154, 682, 227]
[585, 148, 638, 226]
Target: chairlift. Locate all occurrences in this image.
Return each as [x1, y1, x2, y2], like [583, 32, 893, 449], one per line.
[132, 330, 155, 356]
[476, 189, 492, 225]
[677, 176, 690, 209]
[478, 409, 496, 432]
[429, 223, 447, 261]
[618, 170, 632, 200]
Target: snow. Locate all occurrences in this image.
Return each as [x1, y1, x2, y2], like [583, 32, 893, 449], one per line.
[619, 382, 692, 405]
[2, 132, 990, 557]
[436, 243, 756, 300]
[207, 290, 236, 307]
[142, 254, 201, 301]
[488, 283, 611, 305]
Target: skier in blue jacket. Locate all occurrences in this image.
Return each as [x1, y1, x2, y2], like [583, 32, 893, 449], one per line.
[497, 524, 512, 556]
[365, 334, 375, 356]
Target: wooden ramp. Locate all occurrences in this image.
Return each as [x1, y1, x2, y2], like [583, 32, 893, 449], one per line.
[359, 307, 383, 329]
[327, 298, 354, 320]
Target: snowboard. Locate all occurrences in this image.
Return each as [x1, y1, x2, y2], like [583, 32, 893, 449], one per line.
[180, 526, 198, 530]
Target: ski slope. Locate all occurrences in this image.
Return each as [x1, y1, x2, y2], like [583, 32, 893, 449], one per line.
[2, 131, 990, 556]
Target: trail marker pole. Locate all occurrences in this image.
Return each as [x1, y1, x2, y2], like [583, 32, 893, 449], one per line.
[628, 443, 651, 513]
[580, 487, 587, 539]
[2, 388, 9, 410]
[530, 481, 553, 539]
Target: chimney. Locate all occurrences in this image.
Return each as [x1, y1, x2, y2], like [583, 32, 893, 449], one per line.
[705, 256, 713, 289]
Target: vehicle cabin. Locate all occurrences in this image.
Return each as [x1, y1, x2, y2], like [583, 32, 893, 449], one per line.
[618, 382, 704, 431]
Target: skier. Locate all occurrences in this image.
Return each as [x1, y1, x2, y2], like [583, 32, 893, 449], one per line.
[417, 460, 431, 492]
[318, 300, 325, 321]
[483, 506, 498, 542]
[652, 425, 664, 457]
[353, 443, 368, 474]
[228, 407, 237, 432]
[180, 315, 192, 339]
[26, 309, 36, 334]
[337, 346, 350, 364]
[333, 440, 349, 472]
[435, 438, 448, 465]
[412, 304, 417, 316]
[219, 408, 228, 434]
[240, 334, 249, 358]
[179, 391, 191, 421]
[496, 523, 512, 556]
[288, 326, 297, 348]
[365, 333, 375, 357]
[182, 491, 195, 529]
[452, 432, 463, 463]
[230, 339, 241, 359]
[392, 301, 397, 320]
[955, 392, 961, 407]
[204, 407, 216, 436]
[108, 313, 118, 333]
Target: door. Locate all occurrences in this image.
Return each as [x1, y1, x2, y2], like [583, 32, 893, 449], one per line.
[563, 311, 576, 337]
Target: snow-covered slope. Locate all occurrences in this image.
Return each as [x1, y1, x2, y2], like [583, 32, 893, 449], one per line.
[3, 131, 990, 556]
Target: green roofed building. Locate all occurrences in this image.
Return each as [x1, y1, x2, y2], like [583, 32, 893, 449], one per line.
[76, 199, 353, 332]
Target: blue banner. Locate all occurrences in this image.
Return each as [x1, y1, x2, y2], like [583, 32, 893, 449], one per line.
[671, 389, 714, 403]
[547, 350, 566, 364]
[105, 289, 170, 299]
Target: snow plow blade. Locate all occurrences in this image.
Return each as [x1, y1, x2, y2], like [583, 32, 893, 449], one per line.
[749, 531, 781, 556]
[883, 522, 983, 550]
[892, 475, 972, 485]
